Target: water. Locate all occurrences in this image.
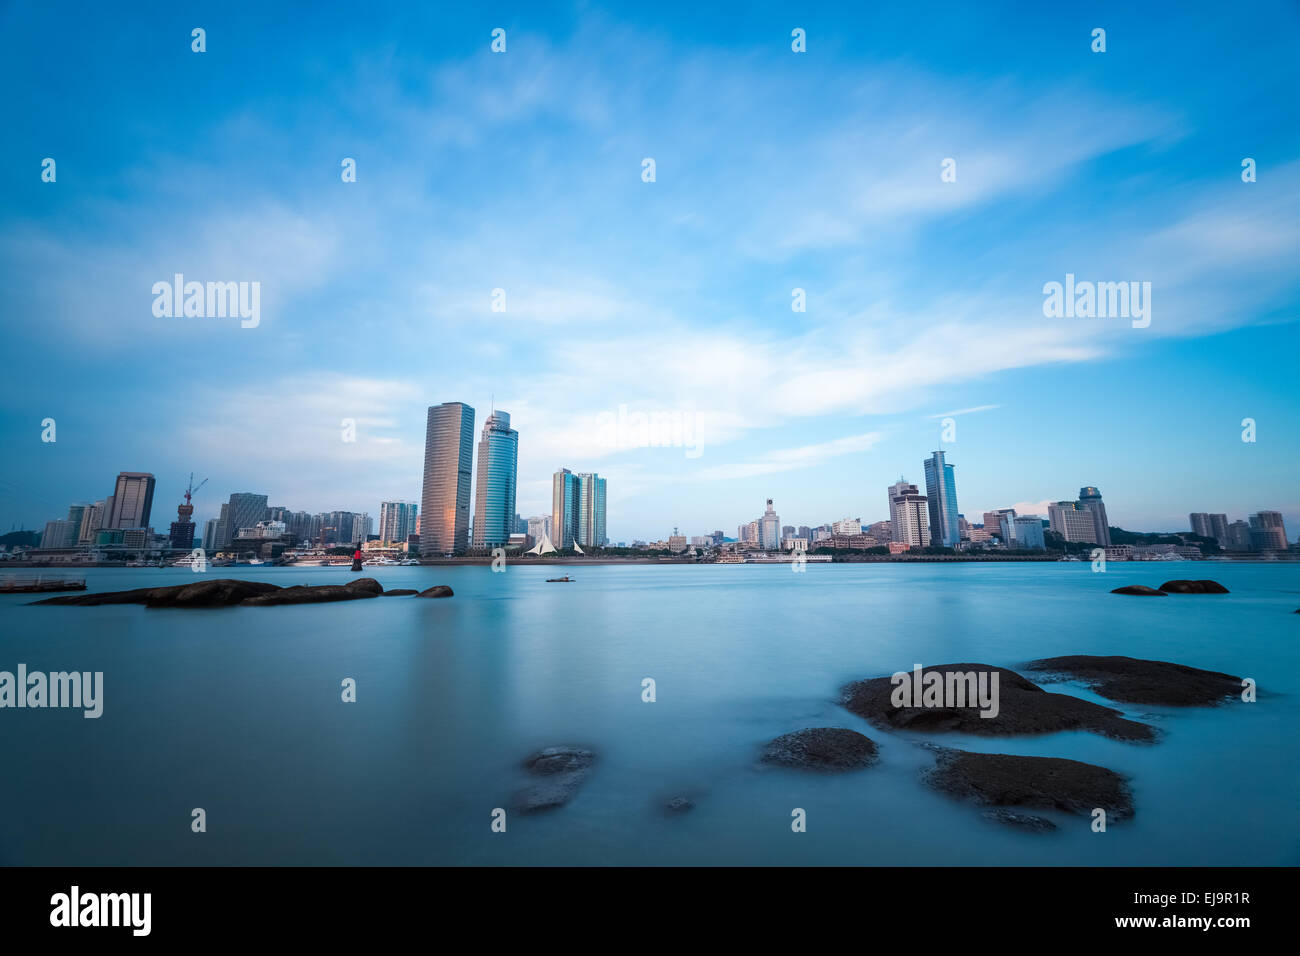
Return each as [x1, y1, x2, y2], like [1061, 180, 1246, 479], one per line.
[1, 561, 1297, 866]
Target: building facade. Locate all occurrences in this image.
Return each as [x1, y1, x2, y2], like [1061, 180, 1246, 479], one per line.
[1077, 486, 1111, 546]
[420, 402, 475, 556]
[922, 451, 960, 548]
[106, 472, 156, 529]
[471, 410, 519, 548]
[888, 479, 929, 548]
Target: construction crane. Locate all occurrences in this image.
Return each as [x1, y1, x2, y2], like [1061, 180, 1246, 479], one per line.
[176, 473, 208, 523]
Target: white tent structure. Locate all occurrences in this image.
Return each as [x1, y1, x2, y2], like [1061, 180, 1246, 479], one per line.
[525, 533, 557, 556]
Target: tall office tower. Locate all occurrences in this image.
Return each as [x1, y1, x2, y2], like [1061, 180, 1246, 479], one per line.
[759, 499, 781, 549]
[222, 493, 270, 546]
[106, 472, 156, 529]
[420, 402, 475, 557]
[78, 500, 105, 544]
[379, 502, 418, 545]
[526, 515, 552, 545]
[1012, 515, 1046, 549]
[552, 468, 580, 548]
[1248, 511, 1288, 551]
[472, 410, 520, 548]
[1048, 501, 1098, 543]
[1189, 512, 1229, 546]
[888, 479, 930, 548]
[1077, 486, 1111, 546]
[202, 517, 220, 550]
[576, 473, 607, 548]
[922, 451, 961, 547]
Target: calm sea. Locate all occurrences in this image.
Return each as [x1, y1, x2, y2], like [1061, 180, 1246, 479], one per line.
[1, 561, 1296, 865]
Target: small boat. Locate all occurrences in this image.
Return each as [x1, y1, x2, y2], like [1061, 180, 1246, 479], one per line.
[545, 575, 573, 583]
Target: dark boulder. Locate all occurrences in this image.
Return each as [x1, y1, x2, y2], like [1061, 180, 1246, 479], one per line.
[1025, 655, 1243, 706]
[665, 796, 695, 813]
[513, 747, 596, 814]
[923, 746, 1133, 821]
[1111, 585, 1167, 596]
[841, 663, 1154, 742]
[239, 577, 383, 606]
[416, 585, 454, 598]
[33, 579, 281, 607]
[380, 589, 419, 597]
[1158, 579, 1229, 594]
[760, 728, 879, 771]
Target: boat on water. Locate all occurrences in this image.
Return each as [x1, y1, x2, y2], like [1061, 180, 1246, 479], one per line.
[363, 556, 396, 566]
[398, 558, 420, 566]
[545, 576, 573, 583]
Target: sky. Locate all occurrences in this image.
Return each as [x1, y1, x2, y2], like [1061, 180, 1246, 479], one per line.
[1, 0, 1298, 542]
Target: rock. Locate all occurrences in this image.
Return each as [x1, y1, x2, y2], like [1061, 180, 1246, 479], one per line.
[416, 585, 454, 598]
[239, 578, 383, 606]
[665, 796, 695, 813]
[380, 589, 418, 596]
[32, 579, 281, 607]
[1025, 655, 1243, 706]
[1111, 585, 1167, 596]
[924, 746, 1133, 821]
[981, 808, 1057, 832]
[513, 747, 596, 814]
[760, 728, 879, 771]
[1158, 579, 1229, 594]
[841, 663, 1154, 742]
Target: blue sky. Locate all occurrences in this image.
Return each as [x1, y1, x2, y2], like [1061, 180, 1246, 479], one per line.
[2, 0, 1298, 541]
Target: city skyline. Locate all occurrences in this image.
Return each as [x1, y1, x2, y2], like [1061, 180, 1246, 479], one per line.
[2, 4, 1298, 541]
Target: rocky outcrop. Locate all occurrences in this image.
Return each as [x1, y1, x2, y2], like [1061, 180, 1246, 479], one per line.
[923, 746, 1133, 821]
[1158, 579, 1229, 594]
[380, 589, 418, 596]
[841, 663, 1155, 742]
[1024, 655, 1243, 706]
[239, 578, 383, 606]
[416, 585, 454, 598]
[512, 747, 596, 813]
[32, 578, 384, 608]
[1111, 585, 1167, 596]
[760, 728, 879, 771]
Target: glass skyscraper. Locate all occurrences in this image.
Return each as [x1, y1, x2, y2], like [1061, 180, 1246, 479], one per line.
[420, 402, 475, 556]
[471, 411, 519, 548]
[576, 472, 607, 548]
[106, 472, 156, 530]
[552, 468, 579, 548]
[1078, 486, 1112, 546]
[922, 452, 960, 548]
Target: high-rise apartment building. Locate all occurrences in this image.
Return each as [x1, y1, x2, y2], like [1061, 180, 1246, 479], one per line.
[1048, 501, 1098, 543]
[1248, 511, 1288, 551]
[78, 500, 105, 544]
[923, 451, 960, 547]
[472, 410, 519, 548]
[1189, 512, 1229, 546]
[420, 402, 475, 556]
[1077, 486, 1111, 546]
[106, 472, 156, 529]
[576, 473, 607, 548]
[379, 502, 418, 545]
[888, 479, 929, 548]
[552, 468, 580, 548]
[526, 515, 552, 546]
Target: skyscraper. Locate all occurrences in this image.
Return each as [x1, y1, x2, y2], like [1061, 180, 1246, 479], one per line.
[888, 479, 929, 548]
[1077, 486, 1111, 546]
[759, 499, 780, 550]
[420, 402, 475, 556]
[222, 493, 270, 546]
[78, 500, 105, 544]
[922, 451, 960, 548]
[472, 410, 519, 548]
[106, 472, 156, 529]
[576, 472, 607, 548]
[1189, 513, 1229, 546]
[1248, 511, 1288, 551]
[379, 502, 418, 545]
[552, 468, 579, 548]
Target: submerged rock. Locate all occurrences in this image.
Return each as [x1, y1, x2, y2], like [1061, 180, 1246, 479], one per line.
[981, 808, 1058, 832]
[513, 747, 596, 813]
[1158, 579, 1229, 594]
[416, 585, 454, 598]
[1111, 585, 1167, 596]
[665, 795, 695, 813]
[1024, 655, 1243, 706]
[924, 746, 1133, 821]
[760, 728, 878, 771]
[841, 663, 1154, 742]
